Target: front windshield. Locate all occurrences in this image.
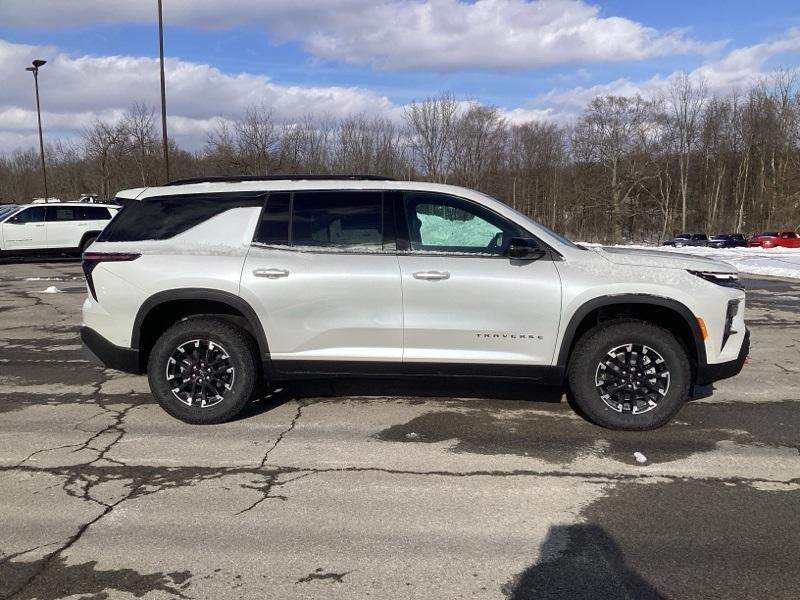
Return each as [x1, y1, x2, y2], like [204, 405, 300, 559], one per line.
[474, 191, 587, 251]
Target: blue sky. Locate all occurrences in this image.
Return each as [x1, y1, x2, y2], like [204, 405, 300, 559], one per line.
[1, 0, 799, 151]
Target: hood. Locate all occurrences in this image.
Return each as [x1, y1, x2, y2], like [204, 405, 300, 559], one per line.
[593, 246, 738, 273]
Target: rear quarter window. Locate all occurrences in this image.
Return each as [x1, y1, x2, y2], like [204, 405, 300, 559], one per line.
[97, 192, 265, 242]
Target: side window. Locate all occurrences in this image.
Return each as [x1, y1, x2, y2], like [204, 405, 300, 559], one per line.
[78, 206, 111, 220]
[403, 192, 522, 255]
[292, 191, 383, 249]
[254, 193, 290, 245]
[97, 193, 264, 242]
[14, 207, 46, 223]
[47, 206, 77, 222]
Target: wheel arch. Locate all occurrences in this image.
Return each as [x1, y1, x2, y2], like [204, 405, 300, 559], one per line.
[132, 289, 270, 370]
[78, 230, 103, 251]
[557, 294, 706, 381]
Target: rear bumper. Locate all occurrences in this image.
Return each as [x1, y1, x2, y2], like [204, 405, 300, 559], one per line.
[81, 326, 142, 374]
[696, 329, 750, 385]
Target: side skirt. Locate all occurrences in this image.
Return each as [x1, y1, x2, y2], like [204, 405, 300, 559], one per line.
[268, 360, 564, 385]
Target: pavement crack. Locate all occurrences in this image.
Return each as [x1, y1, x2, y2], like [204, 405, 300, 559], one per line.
[258, 400, 309, 469]
[234, 400, 311, 515]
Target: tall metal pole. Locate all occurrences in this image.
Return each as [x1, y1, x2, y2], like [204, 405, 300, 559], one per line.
[158, 0, 170, 182]
[31, 67, 48, 200]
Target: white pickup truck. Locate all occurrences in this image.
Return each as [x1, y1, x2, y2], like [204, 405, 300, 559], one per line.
[0, 202, 119, 255]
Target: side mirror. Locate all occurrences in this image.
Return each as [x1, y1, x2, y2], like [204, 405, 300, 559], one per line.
[507, 237, 546, 260]
[6, 216, 22, 224]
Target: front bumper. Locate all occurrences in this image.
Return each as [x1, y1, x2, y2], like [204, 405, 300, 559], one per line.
[696, 329, 750, 385]
[81, 326, 142, 374]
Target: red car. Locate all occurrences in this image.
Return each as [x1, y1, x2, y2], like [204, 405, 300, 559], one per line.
[748, 231, 800, 248]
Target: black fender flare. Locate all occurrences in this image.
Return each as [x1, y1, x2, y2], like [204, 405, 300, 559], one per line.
[556, 294, 707, 371]
[131, 288, 270, 360]
[78, 231, 103, 250]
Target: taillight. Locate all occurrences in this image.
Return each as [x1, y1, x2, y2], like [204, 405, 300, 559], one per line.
[81, 252, 140, 301]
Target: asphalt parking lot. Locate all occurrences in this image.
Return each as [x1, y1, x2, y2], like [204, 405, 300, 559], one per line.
[1, 261, 799, 600]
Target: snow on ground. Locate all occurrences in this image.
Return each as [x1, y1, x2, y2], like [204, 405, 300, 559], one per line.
[593, 244, 800, 280]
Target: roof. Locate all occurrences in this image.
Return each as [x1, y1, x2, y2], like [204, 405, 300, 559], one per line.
[116, 178, 483, 202]
[15, 202, 120, 209]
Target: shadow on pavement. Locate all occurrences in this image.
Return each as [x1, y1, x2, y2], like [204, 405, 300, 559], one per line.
[505, 524, 664, 600]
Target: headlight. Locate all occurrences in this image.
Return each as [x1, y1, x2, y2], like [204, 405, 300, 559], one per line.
[688, 270, 743, 289]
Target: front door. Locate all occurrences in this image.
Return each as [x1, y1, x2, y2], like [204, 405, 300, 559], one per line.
[395, 191, 562, 370]
[240, 190, 403, 371]
[1, 206, 47, 250]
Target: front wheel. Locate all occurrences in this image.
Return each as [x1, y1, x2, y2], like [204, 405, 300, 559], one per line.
[567, 320, 691, 430]
[147, 318, 260, 424]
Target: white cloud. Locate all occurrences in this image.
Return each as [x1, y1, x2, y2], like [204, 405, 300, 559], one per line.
[522, 28, 800, 123]
[0, 39, 398, 152]
[1, 26, 798, 154]
[0, 0, 715, 70]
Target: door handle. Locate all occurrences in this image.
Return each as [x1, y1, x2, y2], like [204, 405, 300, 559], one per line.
[34, 224, 45, 227]
[412, 270, 450, 281]
[253, 268, 289, 279]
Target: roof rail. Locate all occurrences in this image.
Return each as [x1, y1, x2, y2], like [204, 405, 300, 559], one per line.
[163, 175, 395, 186]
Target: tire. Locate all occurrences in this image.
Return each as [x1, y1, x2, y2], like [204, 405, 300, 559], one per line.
[567, 319, 691, 430]
[80, 235, 98, 254]
[147, 317, 260, 424]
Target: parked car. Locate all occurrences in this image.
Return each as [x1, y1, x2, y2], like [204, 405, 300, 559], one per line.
[662, 233, 691, 247]
[665, 233, 712, 247]
[708, 233, 747, 249]
[0, 202, 119, 256]
[748, 231, 800, 249]
[80, 175, 749, 431]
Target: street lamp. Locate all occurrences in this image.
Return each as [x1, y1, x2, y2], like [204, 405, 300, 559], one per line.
[157, 0, 170, 182]
[25, 59, 48, 200]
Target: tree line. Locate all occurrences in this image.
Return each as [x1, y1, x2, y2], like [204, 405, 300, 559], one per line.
[1, 71, 798, 243]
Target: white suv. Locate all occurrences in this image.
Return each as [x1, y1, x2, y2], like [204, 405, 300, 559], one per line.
[80, 176, 749, 429]
[0, 202, 119, 255]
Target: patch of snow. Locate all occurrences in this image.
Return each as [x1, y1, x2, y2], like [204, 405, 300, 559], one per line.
[633, 451, 648, 464]
[38, 286, 63, 294]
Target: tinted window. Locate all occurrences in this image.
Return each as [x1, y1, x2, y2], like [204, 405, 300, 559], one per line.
[403, 192, 522, 255]
[78, 206, 111, 220]
[97, 192, 264, 242]
[781, 232, 798, 239]
[14, 206, 46, 223]
[254, 193, 290, 245]
[291, 191, 383, 249]
[691, 234, 708, 240]
[47, 206, 77, 221]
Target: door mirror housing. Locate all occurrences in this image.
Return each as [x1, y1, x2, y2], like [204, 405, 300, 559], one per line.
[6, 215, 22, 224]
[507, 237, 546, 260]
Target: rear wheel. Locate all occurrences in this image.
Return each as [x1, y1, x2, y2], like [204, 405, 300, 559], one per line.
[567, 320, 691, 430]
[147, 318, 259, 424]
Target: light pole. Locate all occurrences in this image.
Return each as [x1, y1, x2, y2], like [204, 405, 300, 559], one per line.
[157, 0, 170, 182]
[25, 59, 48, 200]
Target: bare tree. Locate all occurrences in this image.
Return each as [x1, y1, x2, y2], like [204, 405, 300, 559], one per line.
[450, 103, 506, 190]
[667, 72, 707, 231]
[572, 95, 662, 241]
[82, 120, 125, 199]
[120, 102, 159, 186]
[403, 93, 459, 182]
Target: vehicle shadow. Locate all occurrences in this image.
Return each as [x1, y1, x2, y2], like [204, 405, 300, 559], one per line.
[505, 523, 664, 599]
[236, 378, 565, 420]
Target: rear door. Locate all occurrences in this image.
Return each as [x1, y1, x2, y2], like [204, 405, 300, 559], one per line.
[1, 206, 47, 250]
[241, 190, 403, 371]
[45, 205, 81, 248]
[394, 191, 562, 371]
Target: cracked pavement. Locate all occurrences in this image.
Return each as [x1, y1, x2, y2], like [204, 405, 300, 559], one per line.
[0, 262, 799, 599]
